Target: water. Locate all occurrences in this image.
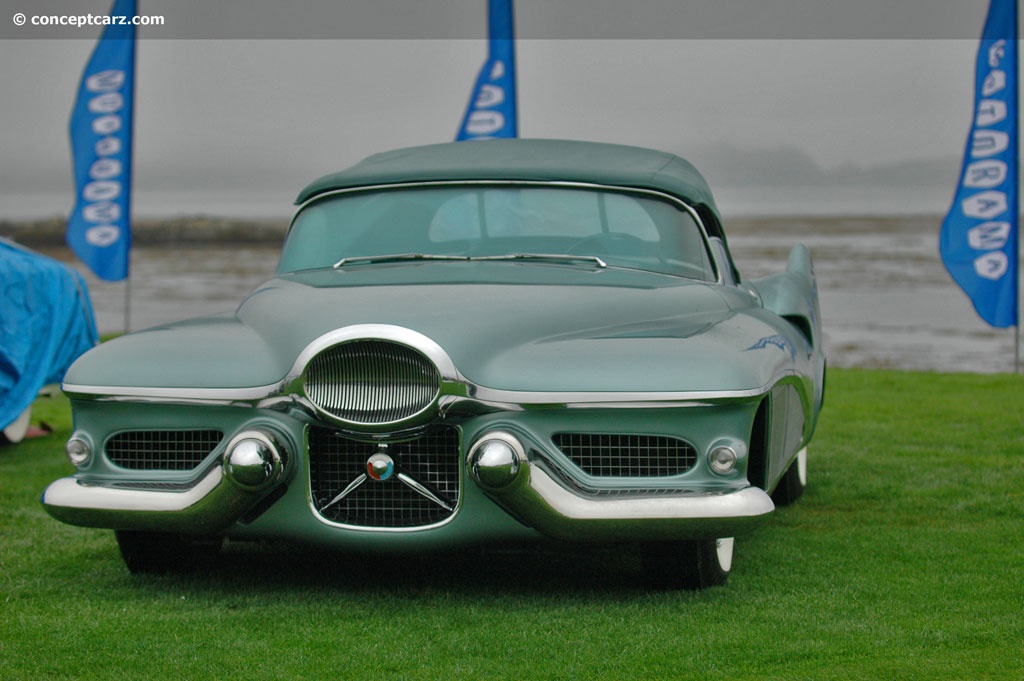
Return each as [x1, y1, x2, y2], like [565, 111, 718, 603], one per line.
[41, 215, 1020, 374]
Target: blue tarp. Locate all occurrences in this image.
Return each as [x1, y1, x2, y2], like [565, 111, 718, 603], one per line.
[1, 238, 98, 431]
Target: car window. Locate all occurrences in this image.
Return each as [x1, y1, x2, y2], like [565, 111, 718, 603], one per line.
[279, 185, 715, 280]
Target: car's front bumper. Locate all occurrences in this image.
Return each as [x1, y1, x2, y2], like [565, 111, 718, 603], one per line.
[42, 454, 775, 542]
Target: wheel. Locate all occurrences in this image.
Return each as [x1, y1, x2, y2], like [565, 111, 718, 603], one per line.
[115, 530, 223, 574]
[771, 447, 808, 507]
[642, 538, 734, 590]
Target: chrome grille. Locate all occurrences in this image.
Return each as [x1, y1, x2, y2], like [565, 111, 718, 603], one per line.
[106, 430, 223, 470]
[308, 425, 460, 528]
[552, 433, 697, 477]
[303, 340, 440, 425]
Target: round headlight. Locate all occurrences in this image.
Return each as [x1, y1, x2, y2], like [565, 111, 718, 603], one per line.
[65, 437, 92, 467]
[708, 445, 738, 476]
[468, 432, 525, 490]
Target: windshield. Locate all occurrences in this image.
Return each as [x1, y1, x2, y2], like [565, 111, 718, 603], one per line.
[279, 185, 715, 280]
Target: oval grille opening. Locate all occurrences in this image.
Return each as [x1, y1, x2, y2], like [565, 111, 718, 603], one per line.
[303, 339, 441, 425]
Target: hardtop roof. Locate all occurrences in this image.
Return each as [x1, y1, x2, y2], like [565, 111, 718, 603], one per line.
[295, 138, 720, 219]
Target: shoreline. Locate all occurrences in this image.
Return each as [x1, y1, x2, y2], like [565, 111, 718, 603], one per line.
[1, 213, 945, 249]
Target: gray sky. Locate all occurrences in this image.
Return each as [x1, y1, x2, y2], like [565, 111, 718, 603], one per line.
[0, 0, 996, 218]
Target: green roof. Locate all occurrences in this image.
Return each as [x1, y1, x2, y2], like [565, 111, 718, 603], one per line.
[295, 139, 720, 217]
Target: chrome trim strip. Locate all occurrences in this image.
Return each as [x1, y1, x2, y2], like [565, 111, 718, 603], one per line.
[62, 382, 774, 409]
[61, 382, 283, 403]
[64, 323, 789, 410]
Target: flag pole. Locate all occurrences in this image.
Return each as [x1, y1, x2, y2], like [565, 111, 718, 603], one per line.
[124, 10, 136, 336]
[1011, 0, 1019, 374]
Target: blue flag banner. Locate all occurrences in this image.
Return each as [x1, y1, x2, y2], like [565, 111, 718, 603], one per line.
[456, 0, 517, 141]
[940, 0, 1019, 328]
[67, 0, 136, 282]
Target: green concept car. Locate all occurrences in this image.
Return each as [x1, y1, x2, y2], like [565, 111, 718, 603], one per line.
[43, 139, 825, 589]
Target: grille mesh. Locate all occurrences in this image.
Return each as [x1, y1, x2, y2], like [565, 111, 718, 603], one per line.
[106, 430, 223, 470]
[303, 340, 440, 425]
[552, 433, 697, 477]
[309, 425, 460, 528]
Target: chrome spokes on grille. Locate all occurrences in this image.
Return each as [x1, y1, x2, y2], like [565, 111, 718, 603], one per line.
[309, 426, 460, 529]
[303, 339, 441, 426]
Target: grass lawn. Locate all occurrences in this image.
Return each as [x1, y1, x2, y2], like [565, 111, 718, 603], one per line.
[1, 368, 1022, 680]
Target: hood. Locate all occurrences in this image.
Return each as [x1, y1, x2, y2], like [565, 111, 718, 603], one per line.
[66, 262, 790, 393]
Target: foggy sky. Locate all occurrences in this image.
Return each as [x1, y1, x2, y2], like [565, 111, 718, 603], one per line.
[0, 0, 995, 218]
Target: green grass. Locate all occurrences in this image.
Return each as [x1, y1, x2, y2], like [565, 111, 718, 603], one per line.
[2, 369, 1022, 680]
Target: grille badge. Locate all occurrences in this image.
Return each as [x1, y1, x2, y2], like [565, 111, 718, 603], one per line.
[366, 452, 395, 482]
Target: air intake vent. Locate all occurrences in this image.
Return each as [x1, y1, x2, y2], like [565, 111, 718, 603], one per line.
[552, 433, 697, 477]
[303, 339, 440, 426]
[309, 425, 461, 528]
[106, 430, 223, 470]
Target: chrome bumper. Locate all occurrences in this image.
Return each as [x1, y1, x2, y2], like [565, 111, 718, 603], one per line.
[475, 463, 776, 542]
[41, 465, 275, 535]
[43, 456, 775, 542]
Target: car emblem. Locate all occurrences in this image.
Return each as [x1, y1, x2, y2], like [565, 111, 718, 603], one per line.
[366, 452, 395, 482]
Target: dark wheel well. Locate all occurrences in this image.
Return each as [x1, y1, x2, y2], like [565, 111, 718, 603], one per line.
[747, 397, 770, 490]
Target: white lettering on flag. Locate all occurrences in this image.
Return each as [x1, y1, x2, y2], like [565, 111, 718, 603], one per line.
[976, 99, 1008, 126]
[971, 129, 1010, 157]
[962, 190, 1009, 219]
[983, 69, 1006, 95]
[466, 110, 506, 136]
[964, 159, 1008, 188]
[84, 225, 121, 247]
[967, 221, 1012, 249]
[975, 251, 1009, 280]
[85, 69, 126, 93]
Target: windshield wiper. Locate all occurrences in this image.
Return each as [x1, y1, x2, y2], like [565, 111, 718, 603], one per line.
[333, 253, 468, 268]
[470, 253, 607, 268]
[333, 252, 607, 270]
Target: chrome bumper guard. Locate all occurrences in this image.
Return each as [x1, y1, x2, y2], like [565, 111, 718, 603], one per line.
[41, 465, 278, 535]
[478, 463, 776, 541]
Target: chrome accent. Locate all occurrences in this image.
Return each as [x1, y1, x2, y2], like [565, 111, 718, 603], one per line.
[552, 433, 697, 477]
[708, 439, 746, 476]
[708, 445, 738, 475]
[468, 432, 526, 490]
[65, 436, 93, 468]
[62, 322, 794, 413]
[41, 461, 284, 533]
[302, 338, 440, 427]
[320, 474, 368, 513]
[223, 430, 284, 491]
[366, 452, 395, 481]
[397, 473, 455, 512]
[477, 461, 776, 542]
[334, 253, 468, 268]
[470, 253, 607, 268]
[62, 382, 773, 409]
[308, 425, 461, 530]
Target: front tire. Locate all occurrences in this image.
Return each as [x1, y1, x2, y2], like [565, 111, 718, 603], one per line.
[642, 538, 733, 590]
[771, 447, 808, 507]
[115, 531, 223, 574]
